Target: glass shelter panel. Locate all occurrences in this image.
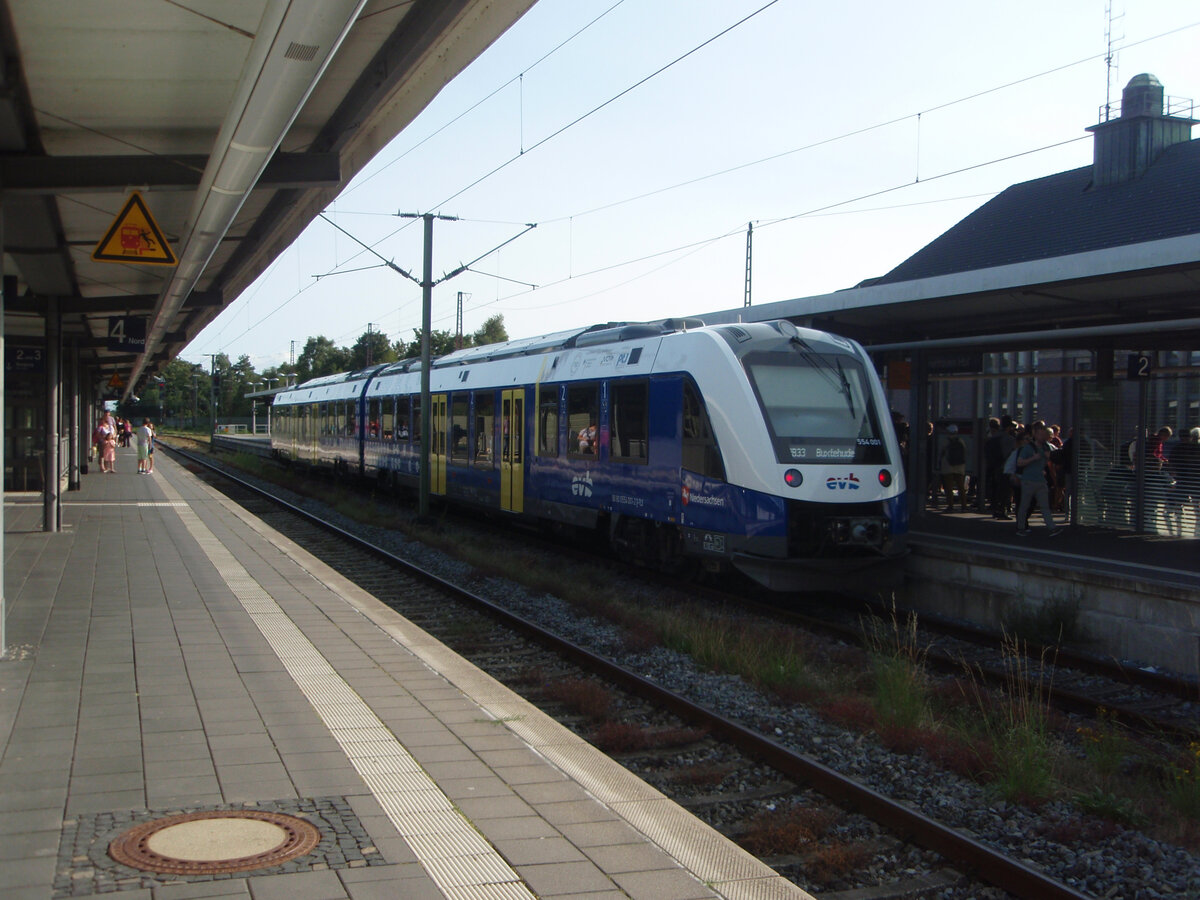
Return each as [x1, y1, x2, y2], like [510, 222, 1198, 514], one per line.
[1075, 377, 1199, 539]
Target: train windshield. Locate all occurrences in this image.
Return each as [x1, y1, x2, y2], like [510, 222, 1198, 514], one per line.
[743, 349, 890, 465]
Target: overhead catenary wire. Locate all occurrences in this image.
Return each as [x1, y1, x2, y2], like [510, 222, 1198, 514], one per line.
[339, 0, 631, 201]
[310, 0, 787, 283]
[305, 18, 1180, 288]
[451, 132, 1095, 326]
[193, 127, 1098, 358]
[188, 17, 1199, 362]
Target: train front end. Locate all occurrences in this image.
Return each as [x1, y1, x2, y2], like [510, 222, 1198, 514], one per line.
[698, 321, 908, 592]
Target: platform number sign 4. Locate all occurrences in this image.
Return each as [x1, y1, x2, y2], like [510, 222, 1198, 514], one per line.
[1126, 353, 1153, 379]
[108, 316, 147, 352]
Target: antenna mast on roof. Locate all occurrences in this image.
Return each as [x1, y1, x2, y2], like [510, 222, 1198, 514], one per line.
[1103, 1, 1124, 119]
[743, 222, 753, 308]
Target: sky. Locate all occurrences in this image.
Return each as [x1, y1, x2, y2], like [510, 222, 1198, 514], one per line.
[181, 0, 1200, 373]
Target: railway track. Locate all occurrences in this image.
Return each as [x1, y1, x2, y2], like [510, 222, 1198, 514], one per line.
[197, 433, 1200, 743]
[163, 440, 1123, 899]
[725, 592, 1200, 745]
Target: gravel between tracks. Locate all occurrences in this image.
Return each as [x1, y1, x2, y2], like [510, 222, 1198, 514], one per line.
[208, 459, 1199, 900]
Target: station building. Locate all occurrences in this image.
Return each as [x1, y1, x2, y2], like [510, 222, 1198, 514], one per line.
[704, 73, 1200, 538]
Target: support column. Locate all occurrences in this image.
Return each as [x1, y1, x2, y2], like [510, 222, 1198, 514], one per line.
[1, 196, 6, 657]
[69, 339, 80, 489]
[418, 213, 433, 519]
[907, 350, 930, 518]
[1133, 376, 1149, 533]
[44, 294, 61, 532]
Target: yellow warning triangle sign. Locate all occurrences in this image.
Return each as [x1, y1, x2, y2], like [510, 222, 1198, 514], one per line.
[91, 191, 178, 266]
[108, 373, 125, 389]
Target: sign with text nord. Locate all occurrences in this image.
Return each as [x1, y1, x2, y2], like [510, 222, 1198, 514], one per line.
[91, 191, 177, 265]
[108, 316, 146, 352]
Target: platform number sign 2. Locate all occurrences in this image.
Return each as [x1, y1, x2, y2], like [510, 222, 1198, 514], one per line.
[1126, 353, 1153, 379]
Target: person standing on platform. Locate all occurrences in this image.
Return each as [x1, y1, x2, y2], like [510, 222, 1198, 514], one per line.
[136, 418, 152, 474]
[101, 421, 117, 473]
[938, 424, 968, 512]
[1016, 423, 1063, 537]
[983, 418, 1005, 517]
[1166, 427, 1200, 537]
[146, 422, 156, 474]
[91, 419, 105, 468]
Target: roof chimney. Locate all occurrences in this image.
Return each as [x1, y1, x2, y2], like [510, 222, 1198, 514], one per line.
[1087, 74, 1196, 187]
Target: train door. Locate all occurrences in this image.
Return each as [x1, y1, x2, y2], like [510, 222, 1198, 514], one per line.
[430, 393, 447, 495]
[501, 389, 524, 512]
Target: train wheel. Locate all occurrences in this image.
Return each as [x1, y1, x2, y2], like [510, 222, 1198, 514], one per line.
[611, 516, 692, 578]
[651, 522, 695, 579]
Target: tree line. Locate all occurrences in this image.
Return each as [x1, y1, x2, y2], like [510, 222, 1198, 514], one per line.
[137, 315, 508, 428]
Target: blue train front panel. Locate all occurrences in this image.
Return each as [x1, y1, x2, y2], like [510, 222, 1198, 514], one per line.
[653, 321, 908, 590]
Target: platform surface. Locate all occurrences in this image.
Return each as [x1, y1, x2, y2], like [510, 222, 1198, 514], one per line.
[1, 448, 809, 899]
[910, 503, 1198, 589]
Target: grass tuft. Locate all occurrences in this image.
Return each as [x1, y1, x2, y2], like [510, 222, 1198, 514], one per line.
[738, 805, 837, 856]
[543, 678, 614, 719]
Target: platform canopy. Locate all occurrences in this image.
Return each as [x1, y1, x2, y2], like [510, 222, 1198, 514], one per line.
[0, 0, 537, 394]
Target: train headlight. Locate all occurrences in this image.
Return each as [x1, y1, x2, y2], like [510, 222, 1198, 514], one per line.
[784, 468, 803, 487]
[877, 469, 893, 487]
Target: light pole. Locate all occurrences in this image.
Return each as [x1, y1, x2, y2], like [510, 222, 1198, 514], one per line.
[151, 376, 165, 428]
[264, 380, 276, 435]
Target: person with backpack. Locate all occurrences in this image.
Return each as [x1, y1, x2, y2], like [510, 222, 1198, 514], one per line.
[938, 424, 968, 512]
[1016, 423, 1064, 537]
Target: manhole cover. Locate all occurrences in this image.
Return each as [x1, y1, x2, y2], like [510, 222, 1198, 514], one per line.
[109, 810, 321, 875]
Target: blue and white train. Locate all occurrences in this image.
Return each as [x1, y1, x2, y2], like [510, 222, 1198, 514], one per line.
[269, 318, 908, 592]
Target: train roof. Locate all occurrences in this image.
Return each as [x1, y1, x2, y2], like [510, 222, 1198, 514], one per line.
[427, 318, 708, 367]
[274, 318, 864, 404]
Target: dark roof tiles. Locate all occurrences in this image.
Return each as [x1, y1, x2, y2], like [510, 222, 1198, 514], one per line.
[877, 137, 1200, 285]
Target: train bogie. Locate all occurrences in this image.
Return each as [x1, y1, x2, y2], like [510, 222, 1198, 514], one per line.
[270, 318, 907, 592]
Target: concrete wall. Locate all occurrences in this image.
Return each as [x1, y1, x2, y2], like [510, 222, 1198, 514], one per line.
[902, 543, 1200, 677]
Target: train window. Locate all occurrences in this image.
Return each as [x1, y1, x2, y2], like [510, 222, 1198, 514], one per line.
[368, 398, 380, 438]
[537, 388, 559, 457]
[682, 381, 726, 480]
[567, 384, 599, 457]
[610, 380, 649, 463]
[395, 396, 410, 441]
[450, 395, 469, 463]
[411, 397, 421, 442]
[474, 392, 494, 467]
[381, 397, 394, 440]
[744, 350, 889, 465]
[318, 402, 328, 435]
[343, 401, 356, 437]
